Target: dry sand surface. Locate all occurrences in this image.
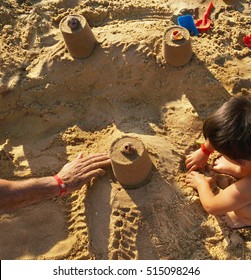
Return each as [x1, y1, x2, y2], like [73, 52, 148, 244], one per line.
[1, 0, 251, 260]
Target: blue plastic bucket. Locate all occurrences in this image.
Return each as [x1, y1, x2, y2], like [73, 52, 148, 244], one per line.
[177, 15, 199, 36]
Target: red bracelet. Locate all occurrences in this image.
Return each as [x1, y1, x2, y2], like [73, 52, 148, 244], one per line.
[200, 143, 212, 156]
[53, 175, 67, 195]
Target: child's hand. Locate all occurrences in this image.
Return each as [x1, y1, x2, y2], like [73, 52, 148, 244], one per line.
[185, 148, 209, 172]
[185, 171, 212, 191]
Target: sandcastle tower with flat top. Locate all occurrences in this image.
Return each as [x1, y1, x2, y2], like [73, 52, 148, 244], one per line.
[163, 25, 193, 67]
[60, 14, 96, 59]
[110, 135, 153, 189]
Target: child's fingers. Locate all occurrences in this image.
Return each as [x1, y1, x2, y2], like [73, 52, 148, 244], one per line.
[185, 173, 193, 185]
[185, 157, 190, 165]
[185, 154, 192, 162]
[185, 157, 193, 167]
[186, 159, 195, 170]
[188, 166, 196, 172]
[185, 172, 191, 180]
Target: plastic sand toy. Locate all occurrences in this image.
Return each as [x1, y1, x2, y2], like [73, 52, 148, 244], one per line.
[195, 2, 214, 32]
[243, 34, 251, 47]
[177, 14, 199, 36]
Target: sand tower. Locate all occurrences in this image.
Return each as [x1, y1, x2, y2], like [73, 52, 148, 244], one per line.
[60, 14, 96, 59]
[162, 25, 193, 67]
[110, 135, 153, 189]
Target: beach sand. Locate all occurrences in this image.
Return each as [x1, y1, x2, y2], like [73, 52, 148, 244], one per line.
[1, 0, 251, 260]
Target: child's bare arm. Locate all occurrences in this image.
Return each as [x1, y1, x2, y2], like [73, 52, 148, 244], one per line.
[186, 172, 251, 215]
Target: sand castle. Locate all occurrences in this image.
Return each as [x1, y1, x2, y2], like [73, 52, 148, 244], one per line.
[162, 25, 193, 67]
[60, 14, 97, 59]
[110, 135, 153, 189]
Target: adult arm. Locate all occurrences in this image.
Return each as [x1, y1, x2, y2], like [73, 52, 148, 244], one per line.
[0, 153, 111, 211]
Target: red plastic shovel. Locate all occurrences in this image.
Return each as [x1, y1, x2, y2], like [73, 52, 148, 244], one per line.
[195, 2, 214, 32]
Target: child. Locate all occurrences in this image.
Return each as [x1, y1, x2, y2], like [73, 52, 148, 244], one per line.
[185, 95, 251, 229]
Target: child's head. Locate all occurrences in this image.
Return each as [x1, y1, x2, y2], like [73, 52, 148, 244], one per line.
[203, 95, 251, 161]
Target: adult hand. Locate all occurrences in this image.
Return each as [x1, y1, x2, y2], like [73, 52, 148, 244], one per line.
[185, 148, 209, 172]
[56, 153, 111, 192]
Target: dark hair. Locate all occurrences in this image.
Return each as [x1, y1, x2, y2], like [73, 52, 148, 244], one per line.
[203, 95, 251, 160]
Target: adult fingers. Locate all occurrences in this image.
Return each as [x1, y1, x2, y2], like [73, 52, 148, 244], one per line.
[79, 153, 110, 165]
[82, 158, 111, 174]
[83, 168, 106, 183]
[80, 154, 111, 167]
[83, 153, 109, 161]
[77, 152, 84, 159]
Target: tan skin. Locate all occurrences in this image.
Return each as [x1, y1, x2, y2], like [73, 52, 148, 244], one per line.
[0, 153, 111, 212]
[185, 140, 251, 228]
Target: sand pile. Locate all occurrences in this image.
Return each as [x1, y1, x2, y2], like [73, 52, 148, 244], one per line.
[0, 0, 251, 260]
